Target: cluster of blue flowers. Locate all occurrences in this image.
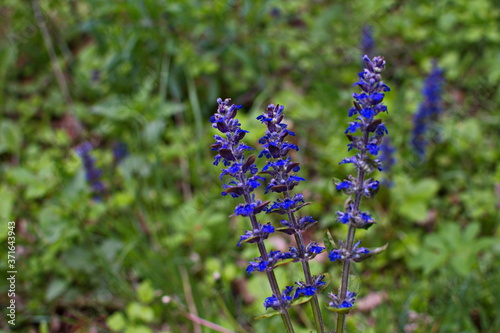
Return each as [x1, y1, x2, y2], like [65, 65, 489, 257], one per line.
[210, 55, 390, 332]
[75, 141, 129, 201]
[210, 99, 293, 318]
[113, 141, 128, 164]
[328, 55, 390, 313]
[411, 62, 445, 158]
[379, 136, 396, 186]
[75, 142, 105, 201]
[360, 26, 396, 187]
[210, 98, 328, 330]
[328, 290, 357, 309]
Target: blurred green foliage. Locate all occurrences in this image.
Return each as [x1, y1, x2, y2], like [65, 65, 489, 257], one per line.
[1, 0, 499, 332]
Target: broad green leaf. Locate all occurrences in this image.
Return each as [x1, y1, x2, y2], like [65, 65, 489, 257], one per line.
[46, 279, 68, 302]
[107, 312, 127, 331]
[126, 302, 155, 323]
[398, 201, 427, 222]
[61, 246, 96, 274]
[137, 280, 155, 304]
[39, 205, 65, 244]
[0, 121, 21, 154]
[0, 186, 14, 230]
[125, 326, 153, 333]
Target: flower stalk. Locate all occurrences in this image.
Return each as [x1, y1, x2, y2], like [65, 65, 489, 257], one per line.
[257, 104, 326, 332]
[210, 55, 390, 333]
[210, 98, 295, 333]
[329, 55, 390, 333]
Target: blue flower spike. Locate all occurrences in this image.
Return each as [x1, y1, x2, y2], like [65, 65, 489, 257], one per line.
[211, 99, 296, 330]
[329, 56, 391, 327]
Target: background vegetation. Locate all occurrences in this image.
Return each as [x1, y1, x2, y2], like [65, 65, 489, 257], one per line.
[1, 0, 499, 332]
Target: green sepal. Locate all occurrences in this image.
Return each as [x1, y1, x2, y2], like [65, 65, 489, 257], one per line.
[324, 302, 353, 314]
[353, 243, 389, 263]
[255, 310, 281, 319]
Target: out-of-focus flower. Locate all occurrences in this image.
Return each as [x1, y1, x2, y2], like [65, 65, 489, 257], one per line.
[75, 142, 105, 201]
[411, 62, 445, 158]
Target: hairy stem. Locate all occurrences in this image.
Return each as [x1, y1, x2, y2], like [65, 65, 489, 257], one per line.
[242, 189, 295, 333]
[286, 206, 325, 333]
[336, 130, 369, 333]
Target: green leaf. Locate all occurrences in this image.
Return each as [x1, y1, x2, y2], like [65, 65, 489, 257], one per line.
[464, 223, 480, 242]
[353, 243, 389, 263]
[409, 179, 440, 201]
[291, 295, 313, 306]
[143, 120, 166, 145]
[39, 205, 65, 244]
[126, 302, 155, 323]
[7, 168, 36, 185]
[348, 275, 361, 294]
[60, 246, 96, 273]
[0, 186, 14, 232]
[124, 325, 153, 333]
[399, 201, 427, 222]
[240, 235, 260, 244]
[274, 258, 294, 268]
[107, 312, 127, 331]
[137, 280, 155, 304]
[323, 229, 336, 252]
[46, 279, 68, 302]
[255, 310, 282, 319]
[39, 321, 49, 333]
[99, 239, 124, 263]
[0, 121, 22, 154]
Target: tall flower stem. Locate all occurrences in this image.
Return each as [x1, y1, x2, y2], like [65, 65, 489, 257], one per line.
[329, 56, 390, 333]
[335, 217, 359, 333]
[336, 131, 368, 333]
[257, 103, 325, 332]
[211, 98, 296, 333]
[286, 200, 325, 333]
[243, 190, 296, 333]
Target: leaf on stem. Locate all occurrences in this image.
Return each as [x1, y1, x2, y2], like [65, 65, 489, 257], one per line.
[255, 310, 282, 319]
[324, 302, 352, 314]
[290, 296, 313, 306]
[353, 243, 389, 263]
